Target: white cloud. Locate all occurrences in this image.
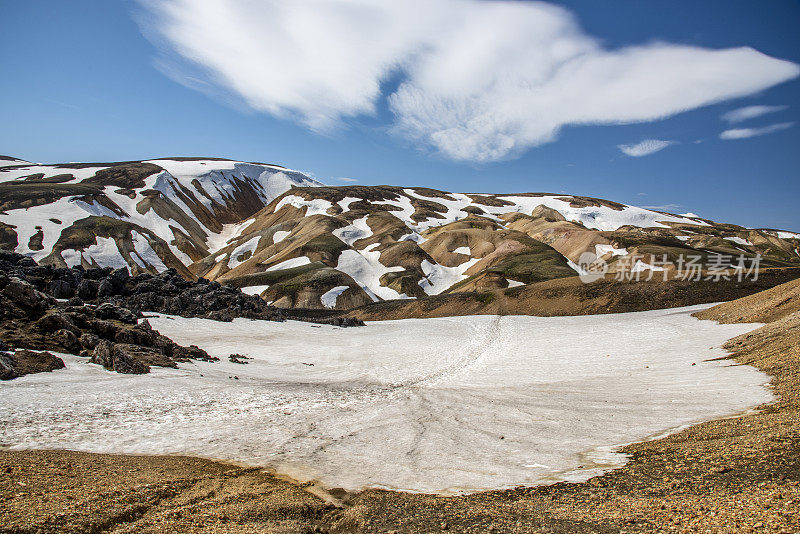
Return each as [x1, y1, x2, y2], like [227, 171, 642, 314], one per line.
[334, 177, 358, 183]
[618, 139, 676, 157]
[141, 0, 800, 162]
[719, 122, 795, 140]
[721, 105, 788, 123]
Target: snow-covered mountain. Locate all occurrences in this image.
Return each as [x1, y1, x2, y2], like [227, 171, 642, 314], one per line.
[198, 186, 800, 309]
[1, 156, 798, 311]
[0, 157, 320, 277]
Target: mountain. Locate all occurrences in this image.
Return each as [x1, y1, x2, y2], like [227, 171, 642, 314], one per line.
[2, 156, 799, 314]
[0, 157, 320, 279]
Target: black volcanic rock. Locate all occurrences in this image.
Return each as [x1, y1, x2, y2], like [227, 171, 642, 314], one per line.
[95, 303, 140, 324]
[0, 251, 222, 378]
[90, 340, 148, 375]
[0, 251, 362, 378]
[0, 349, 65, 380]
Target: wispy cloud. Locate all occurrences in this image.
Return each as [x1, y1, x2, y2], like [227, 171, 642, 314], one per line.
[618, 139, 676, 157]
[642, 203, 681, 211]
[721, 104, 787, 123]
[334, 177, 358, 183]
[45, 98, 80, 111]
[719, 122, 795, 140]
[140, 0, 800, 162]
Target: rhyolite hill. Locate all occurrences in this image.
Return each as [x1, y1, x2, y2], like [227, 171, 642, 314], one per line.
[1, 155, 799, 313]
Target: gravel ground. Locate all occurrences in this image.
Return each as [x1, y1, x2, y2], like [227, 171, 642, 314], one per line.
[1, 280, 799, 533]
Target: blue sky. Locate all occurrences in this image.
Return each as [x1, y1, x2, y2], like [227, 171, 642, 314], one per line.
[1, 0, 799, 231]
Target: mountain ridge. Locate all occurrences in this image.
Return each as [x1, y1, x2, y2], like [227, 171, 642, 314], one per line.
[2, 155, 799, 313]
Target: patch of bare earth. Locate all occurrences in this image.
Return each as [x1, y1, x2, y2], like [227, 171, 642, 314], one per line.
[2, 280, 800, 532]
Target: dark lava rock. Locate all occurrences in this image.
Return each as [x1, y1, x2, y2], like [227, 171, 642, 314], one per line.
[0, 353, 13, 380]
[174, 344, 218, 362]
[229, 353, 251, 364]
[0, 349, 65, 380]
[95, 303, 140, 324]
[77, 279, 98, 300]
[54, 329, 80, 352]
[3, 278, 52, 313]
[49, 278, 75, 299]
[79, 332, 100, 350]
[90, 340, 149, 375]
[0, 251, 360, 379]
[34, 312, 80, 335]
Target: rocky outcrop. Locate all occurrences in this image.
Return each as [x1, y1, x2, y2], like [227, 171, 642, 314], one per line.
[0, 250, 363, 325]
[90, 340, 148, 375]
[0, 349, 65, 380]
[0, 252, 222, 379]
[0, 250, 361, 379]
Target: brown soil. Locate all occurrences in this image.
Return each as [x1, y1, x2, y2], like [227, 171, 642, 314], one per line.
[348, 267, 800, 321]
[2, 280, 800, 532]
[693, 277, 800, 324]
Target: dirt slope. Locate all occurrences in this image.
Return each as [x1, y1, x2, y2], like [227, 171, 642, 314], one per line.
[348, 267, 800, 321]
[694, 276, 800, 323]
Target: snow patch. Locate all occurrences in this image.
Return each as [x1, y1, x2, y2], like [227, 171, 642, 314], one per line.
[241, 285, 270, 296]
[566, 259, 589, 276]
[207, 220, 255, 254]
[631, 260, 665, 273]
[0, 307, 771, 494]
[274, 195, 333, 216]
[131, 231, 167, 272]
[320, 285, 349, 308]
[336, 244, 406, 301]
[333, 216, 372, 246]
[777, 231, 800, 240]
[61, 237, 128, 270]
[337, 197, 360, 212]
[272, 230, 290, 244]
[595, 244, 628, 257]
[227, 236, 261, 269]
[418, 258, 479, 295]
[724, 236, 753, 246]
[266, 256, 312, 271]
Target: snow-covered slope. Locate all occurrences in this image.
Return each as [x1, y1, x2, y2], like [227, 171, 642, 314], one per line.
[0, 157, 320, 275]
[0, 155, 33, 168]
[200, 184, 800, 309]
[2, 155, 798, 310]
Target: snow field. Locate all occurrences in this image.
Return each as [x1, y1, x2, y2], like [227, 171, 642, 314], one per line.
[0, 305, 771, 494]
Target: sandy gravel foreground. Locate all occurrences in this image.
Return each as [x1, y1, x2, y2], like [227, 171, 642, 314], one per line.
[1, 281, 799, 533]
